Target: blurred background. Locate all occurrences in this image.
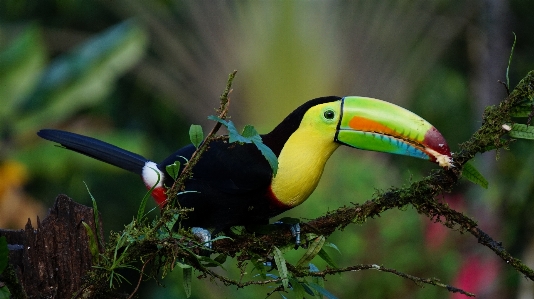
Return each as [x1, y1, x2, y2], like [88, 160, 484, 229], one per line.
[1, 0, 533, 298]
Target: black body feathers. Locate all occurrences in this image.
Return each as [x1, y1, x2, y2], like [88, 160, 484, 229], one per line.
[37, 96, 343, 231]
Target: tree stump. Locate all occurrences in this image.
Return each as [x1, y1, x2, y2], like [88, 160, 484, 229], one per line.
[0, 194, 103, 298]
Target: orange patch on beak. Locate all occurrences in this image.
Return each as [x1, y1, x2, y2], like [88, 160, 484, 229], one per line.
[348, 116, 399, 137]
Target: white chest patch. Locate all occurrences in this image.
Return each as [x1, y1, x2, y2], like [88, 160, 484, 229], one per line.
[142, 161, 165, 188]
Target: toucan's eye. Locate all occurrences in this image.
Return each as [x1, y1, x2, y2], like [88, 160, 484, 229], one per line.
[323, 109, 335, 120]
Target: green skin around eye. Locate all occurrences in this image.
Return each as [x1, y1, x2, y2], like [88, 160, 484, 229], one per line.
[323, 110, 335, 120]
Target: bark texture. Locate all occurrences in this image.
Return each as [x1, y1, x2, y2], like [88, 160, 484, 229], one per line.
[0, 194, 102, 299]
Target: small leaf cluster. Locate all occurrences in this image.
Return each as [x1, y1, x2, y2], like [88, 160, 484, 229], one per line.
[461, 162, 489, 189]
[83, 180, 230, 297]
[251, 233, 340, 299]
[208, 116, 279, 175]
[460, 36, 532, 190]
[462, 75, 534, 188]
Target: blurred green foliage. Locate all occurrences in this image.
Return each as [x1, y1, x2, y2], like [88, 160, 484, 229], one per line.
[0, 0, 533, 298]
[2, 21, 147, 138]
[1, 19, 155, 230]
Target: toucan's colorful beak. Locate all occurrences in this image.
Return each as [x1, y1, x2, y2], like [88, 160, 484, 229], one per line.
[335, 96, 452, 167]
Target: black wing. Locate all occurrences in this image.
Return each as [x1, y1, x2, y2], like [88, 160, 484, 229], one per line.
[161, 139, 275, 231]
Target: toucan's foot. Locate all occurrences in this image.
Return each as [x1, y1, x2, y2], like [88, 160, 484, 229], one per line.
[191, 227, 212, 249]
[274, 221, 301, 248]
[290, 223, 301, 248]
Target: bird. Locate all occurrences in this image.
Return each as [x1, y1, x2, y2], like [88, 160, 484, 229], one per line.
[38, 96, 451, 235]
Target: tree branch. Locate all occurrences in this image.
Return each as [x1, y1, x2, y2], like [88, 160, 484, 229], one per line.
[14, 70, 532, 298]
[213, 70, 534, 280]
[77, 70, 534, 298]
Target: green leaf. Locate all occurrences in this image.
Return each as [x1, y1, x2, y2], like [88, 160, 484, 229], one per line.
[305, 233, 319, 241]
[209, 115, 279, 175]
[510, 124, 534, 140]
[296, 236, 325, 267]
[317, 249, 338, 269]
[289, 278, 306, 299]
[242, 125, 278, 175]
[198, 255, 226, 270]
[462, 162, 488, 189]
[207, 115, 228, 126]
[227, 122, 250, 143]
[208, 116, 247, 143]
[81, 221, 100, 263]
[241, 125, 261, 142]
[175, 261, 192, 269]
[323, 242, 341, 255]
[166, 161, 181, 181]
[252, 140, 279, 176]
[250, 255, 267, 279]
[182, 267, 192, 298]
[84, 182, 102, 247]
[189, 124, 204, 148]
[0, 285, 11, 299]
[0, 236, 8, 274]
[213, 254, 228, 265]
[273, 246, 289, 289]
[300, 280, 316, 296]
[308, 282, 339, 299]
[161, 213, 180, 238]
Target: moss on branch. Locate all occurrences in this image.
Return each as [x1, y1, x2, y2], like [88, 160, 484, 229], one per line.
[82, 70, 534, 298]
[214, 70, 534, 280]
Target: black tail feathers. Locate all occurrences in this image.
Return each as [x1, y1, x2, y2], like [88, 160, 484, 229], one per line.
[37, 129, 148, 175]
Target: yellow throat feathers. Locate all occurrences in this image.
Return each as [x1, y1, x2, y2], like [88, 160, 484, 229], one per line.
[270, 102, 341, 207]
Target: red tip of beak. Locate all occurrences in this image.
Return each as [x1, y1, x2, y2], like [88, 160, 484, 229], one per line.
[422, 127, 453, 168]
[423, 127, 451, 157]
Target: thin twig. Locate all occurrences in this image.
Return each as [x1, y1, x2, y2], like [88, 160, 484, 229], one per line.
[469, 227, 534, 279]
[307, 264, 475, 297]
[128, 257, 153, 299]
[498, 80, 510, 95]
[265, 285, 285, 298]
[166, 70, 236, 204]
[201, 262, 474, 296]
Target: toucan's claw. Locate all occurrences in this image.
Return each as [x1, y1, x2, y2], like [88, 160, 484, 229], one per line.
[274, 221, 301, 248]
[191, 227, 212, 249]
[290, 223, 301, 248]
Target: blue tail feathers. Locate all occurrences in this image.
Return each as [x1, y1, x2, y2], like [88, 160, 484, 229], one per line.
[37, 129, 148, 175]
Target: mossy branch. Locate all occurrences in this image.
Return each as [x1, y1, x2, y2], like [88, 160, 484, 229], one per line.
[81, 70, 534, 298]
[212, 71, 534, 277]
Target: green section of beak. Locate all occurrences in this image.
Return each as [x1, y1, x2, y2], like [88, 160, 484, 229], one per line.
[335, 96, 451, 163]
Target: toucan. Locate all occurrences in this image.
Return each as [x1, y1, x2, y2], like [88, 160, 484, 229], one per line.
[38, 96, 451, 234]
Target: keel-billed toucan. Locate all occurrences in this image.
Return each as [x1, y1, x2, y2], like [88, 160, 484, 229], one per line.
[38, 96, 451, 233]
